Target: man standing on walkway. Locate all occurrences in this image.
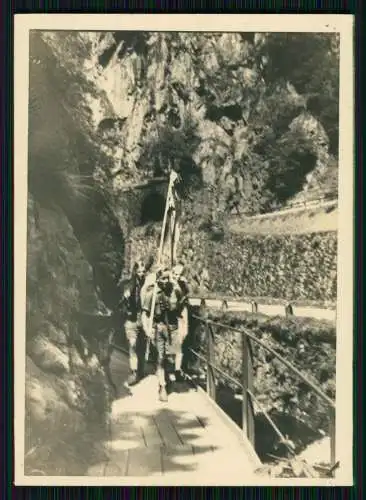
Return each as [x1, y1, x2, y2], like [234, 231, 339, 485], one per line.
[122, 260, 147, 386]
[141, 268, 182, 402]
[172, 263, 191, 381]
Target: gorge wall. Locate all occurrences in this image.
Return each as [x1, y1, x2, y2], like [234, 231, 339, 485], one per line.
[25, 32, 126, 475]
[25, 196, 113, 475]
[50, 31, 339, 216]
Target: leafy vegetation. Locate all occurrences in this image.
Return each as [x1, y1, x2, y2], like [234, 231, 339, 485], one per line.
[260, 33, 339, 156]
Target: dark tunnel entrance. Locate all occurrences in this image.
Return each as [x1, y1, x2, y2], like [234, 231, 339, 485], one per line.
[140, 191, 166, 225]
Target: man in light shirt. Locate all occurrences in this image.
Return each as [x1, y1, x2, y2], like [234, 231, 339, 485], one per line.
[141, 268, 182, 402]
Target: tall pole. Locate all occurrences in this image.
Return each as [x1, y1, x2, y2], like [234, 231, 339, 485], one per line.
[145, 170, 175, 360]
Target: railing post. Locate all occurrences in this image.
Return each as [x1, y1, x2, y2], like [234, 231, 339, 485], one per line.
[285, 303, 294, 317]
[329, 407, 336, 473]
[199, 298, 207, 319]
[206, 322, 216, 401]
[242, 333, 255, 445]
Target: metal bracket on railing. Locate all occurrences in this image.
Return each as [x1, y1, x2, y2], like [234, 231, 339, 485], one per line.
[206, 321, 216, 401]
[251, 301, 258, 314]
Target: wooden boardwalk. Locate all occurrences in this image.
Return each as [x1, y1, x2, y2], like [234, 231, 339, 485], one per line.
[87, 349, 261, 484]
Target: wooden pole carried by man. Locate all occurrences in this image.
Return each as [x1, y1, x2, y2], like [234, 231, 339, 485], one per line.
[144, 168, 181, 361]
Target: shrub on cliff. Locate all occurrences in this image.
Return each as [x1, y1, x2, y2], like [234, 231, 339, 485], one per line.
[260, 33, 339, 156]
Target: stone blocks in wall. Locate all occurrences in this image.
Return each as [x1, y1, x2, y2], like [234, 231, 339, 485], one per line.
[203, 231, 337, 304]
[128, 224, 337, 306]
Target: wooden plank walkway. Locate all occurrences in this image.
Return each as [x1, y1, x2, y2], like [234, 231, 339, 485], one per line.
[86, 349, 261, 484]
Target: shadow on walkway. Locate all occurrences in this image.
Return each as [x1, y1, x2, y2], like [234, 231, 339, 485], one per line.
[85, 346, 256, 479]
[100, 406, 216, 477]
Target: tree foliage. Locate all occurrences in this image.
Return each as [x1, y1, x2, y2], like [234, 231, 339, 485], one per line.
[139, 114, 203, 188]
[259, 33, 339, 156]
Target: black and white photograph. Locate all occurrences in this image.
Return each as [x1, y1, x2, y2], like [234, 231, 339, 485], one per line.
[14, 14, 354, 486]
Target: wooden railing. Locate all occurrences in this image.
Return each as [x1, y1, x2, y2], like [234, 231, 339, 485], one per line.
[188, 301, 337, 477]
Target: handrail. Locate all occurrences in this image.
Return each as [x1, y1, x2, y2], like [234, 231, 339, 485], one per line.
[190, 348, 243, 390]
[192, 315, 335, 409]
[188, 310, 336, 475]
[189, 295, 336, 312]
[247, 389, 296, 458]
[190, 347, 298, 459]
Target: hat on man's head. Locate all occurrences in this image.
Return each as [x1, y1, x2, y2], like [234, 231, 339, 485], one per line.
[132, 260, 146, 274]
[157, 267, 171, 281]
[172, 264, 184, 277]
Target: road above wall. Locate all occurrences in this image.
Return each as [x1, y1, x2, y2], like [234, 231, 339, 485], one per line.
[189, 297, 336, 322]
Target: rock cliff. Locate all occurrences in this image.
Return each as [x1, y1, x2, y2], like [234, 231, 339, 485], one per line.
[26, 32, 125, 475]
[40, 31, 339, 215]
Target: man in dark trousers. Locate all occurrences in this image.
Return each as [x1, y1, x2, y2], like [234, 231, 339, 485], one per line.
[141, 268, 182, 402]
[121, 260, 147, 386]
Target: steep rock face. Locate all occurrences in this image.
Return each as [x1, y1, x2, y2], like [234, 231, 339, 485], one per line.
[53, 31, 339, 216]
[25, 195, 112, 476]
[25, 32, 128, 476]
[24, 31, 339, 473]
[29, 32, 125, 308]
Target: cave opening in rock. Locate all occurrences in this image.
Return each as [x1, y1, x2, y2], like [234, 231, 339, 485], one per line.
[139, 191, 166, 225]
[267, 150, 318, 205]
